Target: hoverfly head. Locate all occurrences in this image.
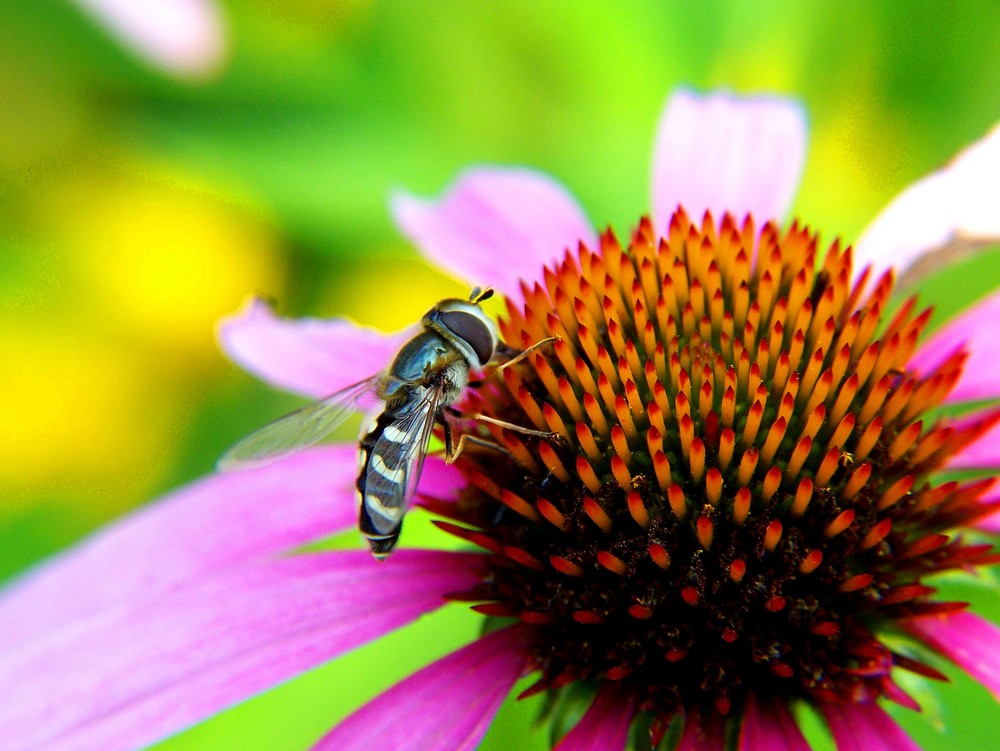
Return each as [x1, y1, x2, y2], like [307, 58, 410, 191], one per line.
[424, 295, 499, 367]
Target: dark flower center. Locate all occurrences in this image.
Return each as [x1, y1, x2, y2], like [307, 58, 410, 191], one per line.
[427, 209, 999, 739]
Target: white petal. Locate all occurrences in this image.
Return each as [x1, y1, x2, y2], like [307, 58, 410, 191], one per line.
[73, 0, 227, 77]
[854, 122, 1000, 288]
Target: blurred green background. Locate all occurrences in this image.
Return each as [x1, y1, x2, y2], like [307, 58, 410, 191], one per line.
[1, 1, 998, 749]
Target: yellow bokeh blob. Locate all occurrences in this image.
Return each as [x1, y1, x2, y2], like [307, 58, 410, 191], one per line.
[1, 164, 286, 509]
[322, 252, 471, 332]
[799, 95, 905, 244]
[0, 324, 171, 503]
[53, 169, 285, 366]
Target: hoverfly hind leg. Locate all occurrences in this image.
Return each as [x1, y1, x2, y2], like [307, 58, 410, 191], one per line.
[439, 409, 512, 464]
[447, 432, 516, 465]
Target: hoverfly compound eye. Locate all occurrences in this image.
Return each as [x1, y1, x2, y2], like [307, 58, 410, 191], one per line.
[423, 298, 499, 368]
[438, 310, 496, 366]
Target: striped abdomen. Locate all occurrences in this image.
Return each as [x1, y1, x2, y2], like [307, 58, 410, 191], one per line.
[356, 407, 411, 558]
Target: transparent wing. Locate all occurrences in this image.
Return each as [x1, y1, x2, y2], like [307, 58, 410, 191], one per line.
[218, 377, 379, 471]
[361, 384, 444, 535]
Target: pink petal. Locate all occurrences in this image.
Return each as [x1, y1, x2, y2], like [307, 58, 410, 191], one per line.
[73, 0, 226, 77]
[391, 167, 596, 302]
[416, 453, 466, 501]
[677, 706, 726, 751]
[0, 549, 483, 751]
[975, 495, 1000, 534]
[652, 89, 807, 231]
[821, 701, 919, 751]
[904, 611, 1000, 702]
[739, 695, 810, 751]
[0, 445, 364, 652]
[218, 296, 409, 399]
[855, 122, 1000, 288]
[947, 416, 1000, 470]
[909, 289, 1000, 403]
[312, 626, 528, 751]
[554, 683, 635, 751]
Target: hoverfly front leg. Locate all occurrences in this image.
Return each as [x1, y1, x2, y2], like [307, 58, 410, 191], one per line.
[467, 335, 561, 390]
[489, 336, 561, 376]
[446, 333, 564, 464]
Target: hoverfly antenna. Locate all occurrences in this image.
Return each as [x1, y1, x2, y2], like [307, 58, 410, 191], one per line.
[473, 287, 494, 303]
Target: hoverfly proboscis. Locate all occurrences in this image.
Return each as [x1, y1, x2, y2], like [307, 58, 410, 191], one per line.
[218, 288, 557, 558]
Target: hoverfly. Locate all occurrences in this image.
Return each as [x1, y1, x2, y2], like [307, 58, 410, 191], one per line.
[219, 288, 554, 558]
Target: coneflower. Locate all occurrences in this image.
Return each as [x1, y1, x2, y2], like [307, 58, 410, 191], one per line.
[421, 206, 999, 747]
[2, 90, 998, 751]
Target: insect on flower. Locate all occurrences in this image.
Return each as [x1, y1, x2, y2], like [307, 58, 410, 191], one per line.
[218, 287, 556, 557]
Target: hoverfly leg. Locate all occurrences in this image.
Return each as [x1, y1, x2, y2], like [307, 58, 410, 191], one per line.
[492, 341, 521, 360]
[448, 333, 566, 463]
[445, 411, 567, 463]
[437, 411, 456, 458]
[469, 336, 562, 388]
[469, 413, 557, 440]
[438, 409, 513, 464]
[447, 432, 515, 465]
[492, 336, 561, 374]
